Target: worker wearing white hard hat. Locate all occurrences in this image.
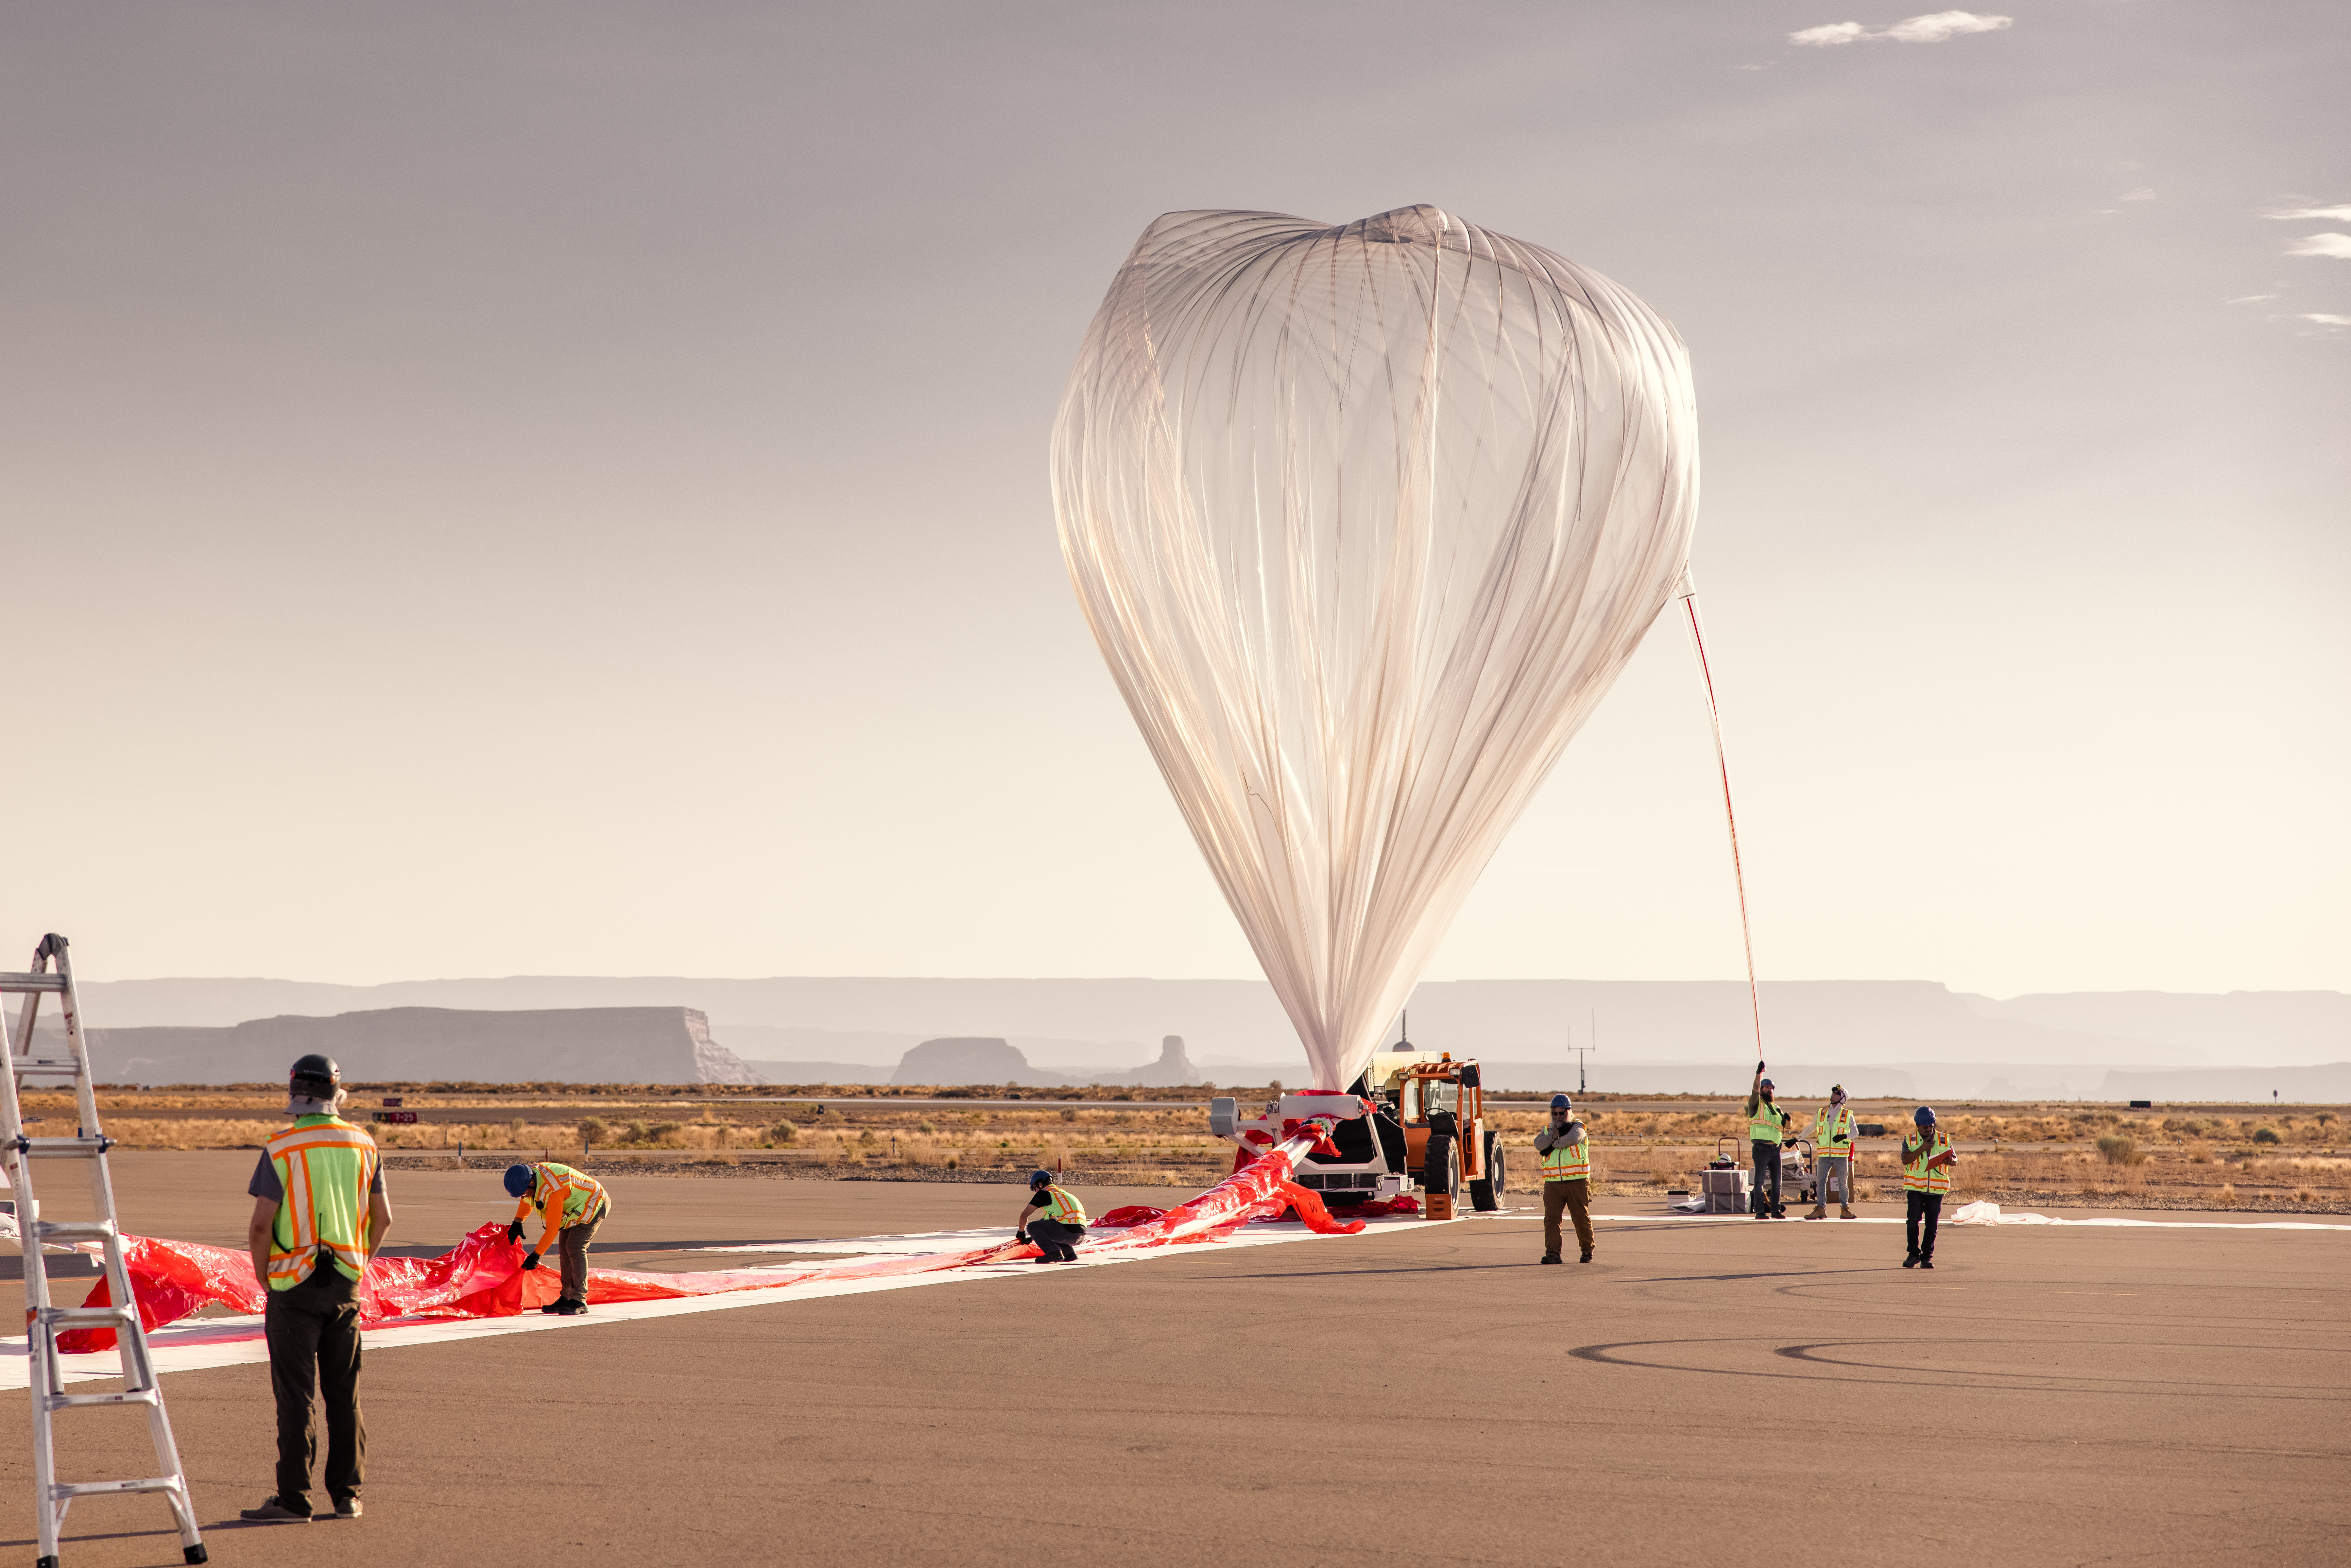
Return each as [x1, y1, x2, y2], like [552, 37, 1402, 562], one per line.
[1806, 1084, 1859, 1220]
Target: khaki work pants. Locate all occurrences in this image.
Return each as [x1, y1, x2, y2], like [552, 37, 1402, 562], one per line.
[1543, 1178, 1593, 1258]
[557, 1207, 604, 1303]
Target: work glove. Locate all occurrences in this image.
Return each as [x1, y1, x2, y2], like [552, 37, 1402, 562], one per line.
[520, 1253, 541, 1271]
[505, 1221, 525, 1245]
[1014, 1229, 1029, 1244]
[1756, 1061, 1766, 1074]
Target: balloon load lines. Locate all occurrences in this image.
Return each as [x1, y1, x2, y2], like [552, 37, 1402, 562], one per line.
[49, 1122, 1369, 1353]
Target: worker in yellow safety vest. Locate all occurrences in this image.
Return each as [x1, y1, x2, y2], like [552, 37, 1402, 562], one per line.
[1016, 1169, 1089, 1262]
[1901, 1107, 1956, 1269]
[505, 1162, 611, 1314]
[1745, 1062, 1793, 1219]
[1805, 1084, 1860, 1220]
[240, 1053, 392, 1524]
[1535, 1094, 1595, 1264]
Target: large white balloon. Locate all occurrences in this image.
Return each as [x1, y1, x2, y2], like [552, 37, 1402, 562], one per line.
[1051, 205, 1699, 1091]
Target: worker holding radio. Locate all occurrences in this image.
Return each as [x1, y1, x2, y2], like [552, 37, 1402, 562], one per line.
[1901, 1108, 1956, 1268]
[1536, 1094, 1594, 1265]
[1806, 1084, 1859, 1220]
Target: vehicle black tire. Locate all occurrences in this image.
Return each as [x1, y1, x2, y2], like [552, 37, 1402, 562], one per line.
[1469, 1131, 1503, 1211]
[1422, 1134, 1458, 1198]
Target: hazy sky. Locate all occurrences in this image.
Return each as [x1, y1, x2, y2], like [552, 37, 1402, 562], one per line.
[5, 2, 2344, 994]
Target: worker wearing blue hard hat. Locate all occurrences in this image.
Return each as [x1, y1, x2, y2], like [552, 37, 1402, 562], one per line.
[1745, 1062, 1793, 1218]
[503, 1161, 611, 1313]
[1901, 1106, 1956, 1268]
[1535, 1094, 1595, 1264]
[1015, 1169, 1089, 1263]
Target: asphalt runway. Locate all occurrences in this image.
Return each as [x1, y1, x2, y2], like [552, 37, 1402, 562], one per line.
[2, 1156, 2345, 1566]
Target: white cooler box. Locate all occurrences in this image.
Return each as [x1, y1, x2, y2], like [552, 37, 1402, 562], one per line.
[1700, 1166, 1749, 1214]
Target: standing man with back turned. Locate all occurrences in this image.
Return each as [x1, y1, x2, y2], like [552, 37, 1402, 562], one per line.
[1745, 1062, 1791, 1219]
[241, 1054, 391, 1523]
[1535, 1094, 1595, 1265]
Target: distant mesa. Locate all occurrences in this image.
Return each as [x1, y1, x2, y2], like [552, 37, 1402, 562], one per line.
[65, 1006, 761, 1086]
[889, 1033, 1201, 1088]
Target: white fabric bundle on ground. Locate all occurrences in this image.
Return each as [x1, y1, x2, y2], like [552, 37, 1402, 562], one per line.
[1052, 205, 1700, 1092]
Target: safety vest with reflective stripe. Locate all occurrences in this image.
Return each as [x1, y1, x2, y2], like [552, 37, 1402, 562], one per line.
[1814, 1102, 1856, 1157]
[266, 1115, 380, 1290]
[1749, 1097, 1789, 1143]
[1541, 1129, 1591, 1181]
[1036, 1184, 1088, 1225]
[514, 1163, 610, 1255]
[1903, 1131, 1954, 1194]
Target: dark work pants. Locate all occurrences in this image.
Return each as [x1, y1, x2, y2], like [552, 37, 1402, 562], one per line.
[1907, 1190, 1944, 1260]
[1542, 1178, 1593, 1258]
[558, 1208, 604, 1303]
[1751, 1141, 1782, 1213]
[1029, 1219, 1084, 1260]
[265, 1261, 364, 1511]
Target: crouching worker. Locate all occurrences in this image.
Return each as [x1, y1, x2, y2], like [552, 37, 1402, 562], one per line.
[504, 1162, 610, 1314]
[1016, 1170, 1087, 1263]
[1536, 1094, 1595, 1265]
[242, 1053, 391, 1523]
[1901, 1107, 1955, 1269]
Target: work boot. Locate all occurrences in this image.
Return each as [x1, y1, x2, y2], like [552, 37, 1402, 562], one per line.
[1902, 1253, 1918, 1269]
[1803, 1206, 1826, 1220]
[1579, 1248, 1594, 1263]
[332, 1497, 363, 1519]
[1750, 1208, 1768, 1220]
[240, 1496, 312, 1523]
[1539, 1253, 1562, 1265]
[1919, 1257, 1935, 1269]
[1839, 1205, 1857, 1219]
[540, 1302, 565, 1314]
[553, 1298, 588, 1315]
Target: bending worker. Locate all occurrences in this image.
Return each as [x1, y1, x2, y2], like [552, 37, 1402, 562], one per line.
[1015, 1169, 1088, 1263]
[241, 1053, 391, 1523]
[1745, 1062, 1792, 1219]
[1535, 1093, 1595, 1265]
[1806, 1083, 1859, 1220]
[503, 1161, 610, 1314]
[1901, 1107, 1955, 1268]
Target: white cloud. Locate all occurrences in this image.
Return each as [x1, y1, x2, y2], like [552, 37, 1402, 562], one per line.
[1793, 11, 2012, 45]
[2298, 313, 2351, 326]
[2226, 293, 2279, 304]
[2265, 204, 2351, 222]
[1883, 10, 2014, 41]
[2285, 233, 2351, 260]
[2121, 188, 2156, 202]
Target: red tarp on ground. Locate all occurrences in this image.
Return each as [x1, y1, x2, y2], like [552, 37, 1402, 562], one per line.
[62, 1127, 1366, 1351]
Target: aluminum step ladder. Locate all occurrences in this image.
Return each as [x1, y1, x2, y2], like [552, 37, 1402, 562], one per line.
[2, 935, 205, 1566]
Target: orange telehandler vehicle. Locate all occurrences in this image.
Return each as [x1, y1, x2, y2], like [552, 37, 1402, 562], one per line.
[1208, 1047, 1507, 1211]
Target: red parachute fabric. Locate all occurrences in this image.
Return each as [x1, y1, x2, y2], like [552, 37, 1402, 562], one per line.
[62, 1124, 1366, 1350]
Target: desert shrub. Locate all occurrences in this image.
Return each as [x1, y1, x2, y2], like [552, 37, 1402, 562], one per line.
[858, 1129, 877, 1145]
[768, 1121, 798, 1145]
[1060, 1107, 1077, 1122]
[2253, 1127, 2282, 1145]
[918, 1120, 936, 1134]
[2216, 1183, 2238, 1207]
[2095, 1134, 2143, 1166]
[2293, 1188, 2315, 1204]
[578, 1117, 607, 1148]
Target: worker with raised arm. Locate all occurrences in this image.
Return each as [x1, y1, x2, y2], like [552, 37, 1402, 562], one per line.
[503, 1161, 610, 1315]
[1806, 1083, 1859, 1220]
[1901, 1107, 1956, 1269]
[1745, 1062, 1792, 1219]
[1536, 1093, 1595, 1265]
[1015, 1169, 1088, 1263]
[240, 1054, 392, 1524]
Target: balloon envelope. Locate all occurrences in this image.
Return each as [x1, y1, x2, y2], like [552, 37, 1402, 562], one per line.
[1051, 205, 1699, 1091]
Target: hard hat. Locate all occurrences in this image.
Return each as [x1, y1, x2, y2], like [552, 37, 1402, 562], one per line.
[503, 1164, 535, 1197]
[1549, 1094, 1572, 1111]
[1029, 1169, 1053, 1189]
[1914, 1106, 1936, 1128]
[1759, 1077, 1774, 1091]
[288, 1053, 340, 1092]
